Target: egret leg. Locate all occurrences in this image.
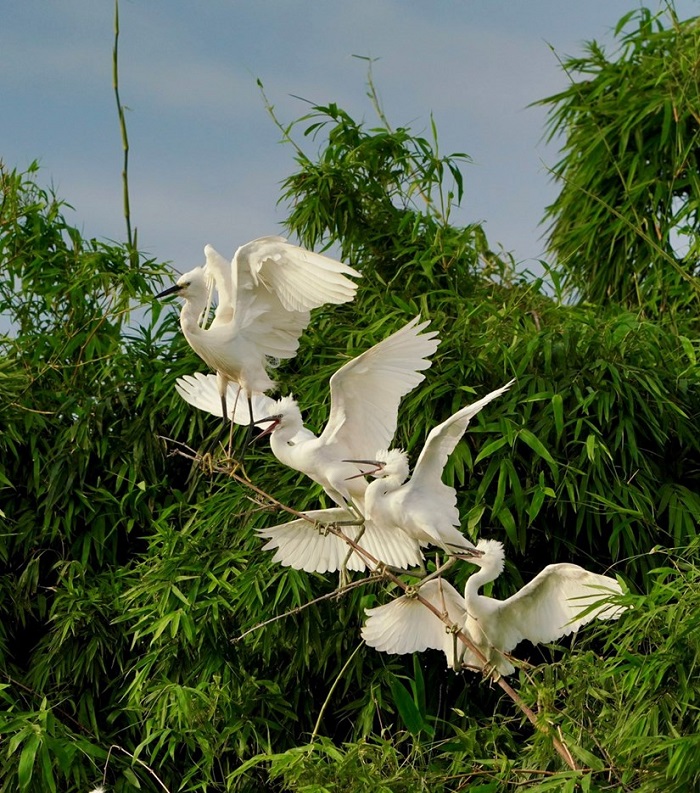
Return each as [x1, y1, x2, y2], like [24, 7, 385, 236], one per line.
[203, 393, 233, 463]
[220, 393, 228, 426]
[230, 395, 256, 463]
[245, 395, 255, 447]
[209, 377, 234, 459]
[450, 630, 461, 672]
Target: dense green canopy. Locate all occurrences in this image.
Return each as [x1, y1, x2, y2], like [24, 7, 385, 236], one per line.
[1, 7, 699, 792]
[540, 7, 700, 316]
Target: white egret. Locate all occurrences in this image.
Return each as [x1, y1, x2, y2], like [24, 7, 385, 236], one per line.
[362, 538, 627, 675]
[176, 317, 439, 508]
[259, 317, 440, 511]
[157, 236, 360, 425]
[347, 381, 514, 556]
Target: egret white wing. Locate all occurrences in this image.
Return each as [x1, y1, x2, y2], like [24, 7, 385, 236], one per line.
[350, 519, 423, 570]
[362, 579, 468, 667]
[175, 373, 276, 423]
[257, 508, 368, 573]
[203, 245, 236, 325]
[491, 565, 626, 652]
[203, 244, 313, 362]
[257, 508, 423, 573]
[233, 236, 360, 312]
[411, 380, 514, 490]
[319, 317, 440, 457]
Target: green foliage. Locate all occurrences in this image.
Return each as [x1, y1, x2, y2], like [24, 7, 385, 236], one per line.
[265, 81, 500, 295]
[1, 31, 699, 791]
[512, 543, 700, 792]
[540, 7, 700, 315]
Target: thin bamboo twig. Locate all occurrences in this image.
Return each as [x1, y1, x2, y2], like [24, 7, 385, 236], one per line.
[311, 643, 364, 742]
[113, 0, 136, 258]
[233, 577, 373, 643]
[102, 745, 171, 793]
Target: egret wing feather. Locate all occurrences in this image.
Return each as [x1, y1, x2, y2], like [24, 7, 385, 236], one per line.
[257, 508, 368, 574]
[257, 507, 423, 573]
[175, 373, 276, 423]
[411, 380, 514, 490]
[351, 519, 423, 570]
[319, 317, 440, 457]
[234, 236, 360, 313]
[203, 245, 236, 326]
[490, 565, 626, 652]
[362, 579, 467, 667]
[195, 244, 313, 392]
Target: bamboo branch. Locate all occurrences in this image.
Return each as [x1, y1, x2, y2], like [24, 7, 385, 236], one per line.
[113, 0, 137, 260]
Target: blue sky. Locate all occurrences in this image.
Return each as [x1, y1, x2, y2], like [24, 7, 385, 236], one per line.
[3, 1, 697, 274]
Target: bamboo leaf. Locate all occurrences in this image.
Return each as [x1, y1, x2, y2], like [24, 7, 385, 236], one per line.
[389, 677, 425, 736]
[18, 734, 40, 790]
[518, 428, 556, 466]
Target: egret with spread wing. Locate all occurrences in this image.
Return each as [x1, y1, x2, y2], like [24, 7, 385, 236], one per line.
[157, 236, 360, 427]
[259, 317, 440, 511]
[348, 381, 514, 556]
[176, 372, 277, 426]
[362, 538, 627, 675]
[256, 506, 425, 575]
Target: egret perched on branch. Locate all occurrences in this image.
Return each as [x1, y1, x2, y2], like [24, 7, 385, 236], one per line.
[258, 317, 440, 511]
[157, 236, 360, 427]
[347, 381, 514, 556]
[362, 538, 628, 675]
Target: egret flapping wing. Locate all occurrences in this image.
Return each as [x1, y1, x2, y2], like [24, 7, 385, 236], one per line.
[204, 242, 306, 350]
[175, 373, 277, 424]
[362, 578, 470, 667]
[319, 316, 440, 457]
[493, 564, 627, 652]
[203, 245, 236, 326]
[235, 293, 311, 361]
[351, 519, 423, 570]
[257, 508, 423, 573]
[257, 508, 368, 574]
[411, 379, 515, 491]
[233, 236, 360, 312]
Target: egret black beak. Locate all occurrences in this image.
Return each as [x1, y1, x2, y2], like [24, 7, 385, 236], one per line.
[155, 283, 182, 299]
[453, 546, 485, 560]
[343, 458, 385, 479]
[252, 415, 282, 441]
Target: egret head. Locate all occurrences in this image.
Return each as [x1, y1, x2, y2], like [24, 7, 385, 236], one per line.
[470, 539, 506, 575]
[272, 396, 303, 427]
[155, 267, 208, 301]
[255, 395, 302, 438]
[374, 448, 409, 478]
